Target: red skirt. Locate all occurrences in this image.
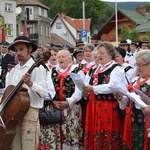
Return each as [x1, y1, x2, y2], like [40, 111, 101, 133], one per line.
[83, 93, 124, 150]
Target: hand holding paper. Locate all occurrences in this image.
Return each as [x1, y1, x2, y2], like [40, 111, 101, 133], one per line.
[69, 72, 85, 91]
[109, 82, 148, 108]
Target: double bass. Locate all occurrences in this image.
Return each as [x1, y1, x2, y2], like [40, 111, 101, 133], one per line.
[0, 51, 50, 150]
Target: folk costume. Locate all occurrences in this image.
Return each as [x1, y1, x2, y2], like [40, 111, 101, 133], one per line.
[7, 58, 47, 150]
[40, 64, 83, 150]
[76, 60, 96, 110]
[83, 60, 125, 150]
[6, 36, 47, 150]
[125, 50, 138, 68]
[122, 76, 150, 150]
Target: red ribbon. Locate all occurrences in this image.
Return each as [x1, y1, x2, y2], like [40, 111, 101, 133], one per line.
[82, 64, 95, 74]
[88, 92, 95, 148]
[56, 64, 72, 150]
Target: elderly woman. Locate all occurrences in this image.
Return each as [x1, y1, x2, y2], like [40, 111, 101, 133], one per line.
[115, 50, 150, 150]
[40, 49, 83, 150]
[79, 43, 96, 75]
[82, 42, 126, 150]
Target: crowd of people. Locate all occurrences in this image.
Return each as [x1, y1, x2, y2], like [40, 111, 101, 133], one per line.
[0, 36, 150, 150]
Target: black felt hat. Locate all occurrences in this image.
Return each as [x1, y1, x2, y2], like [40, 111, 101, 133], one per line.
[1, 41, 9, 47]
[73, 48, 83, 59]
[9, 36, 37, 52]
[138, 39, 150, 48]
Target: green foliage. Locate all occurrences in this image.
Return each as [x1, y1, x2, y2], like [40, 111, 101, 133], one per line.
[0, 20, 4, 28]
[120, 25, 131, 40]
[120, 25, 141, 41]
[145, 4, 150, 12]
[147, 32, 150, 40]
[130, 28, 139, 41]
[39, 0, 114, 34]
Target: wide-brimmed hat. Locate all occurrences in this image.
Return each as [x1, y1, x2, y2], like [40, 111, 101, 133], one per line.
[119, 39, 131, 45]
[76, 41, 85, 48]
[9, 36, 37, 52]
[131, 41, 138, 48]
[73, 48, 83, 59]
[138, 39, 149, 48]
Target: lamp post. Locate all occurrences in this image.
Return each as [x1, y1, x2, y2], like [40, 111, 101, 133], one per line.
[82, 0, 87, 43]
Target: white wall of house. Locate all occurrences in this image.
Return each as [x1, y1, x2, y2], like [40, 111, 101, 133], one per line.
[0, 0, 16, 43]
[51, 17, 76, 46]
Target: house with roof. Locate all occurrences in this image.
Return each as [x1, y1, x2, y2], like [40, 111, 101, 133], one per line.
[16, 0, 51, 47]
[50, 13, 92, 47]
[92, 6, 150, 45]
[0, 0, 16, 43]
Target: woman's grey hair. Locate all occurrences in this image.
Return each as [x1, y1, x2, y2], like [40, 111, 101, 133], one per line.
[97, 41, 115, 60]
[83, 43, 95, 51]
[136, 50, 150, 64]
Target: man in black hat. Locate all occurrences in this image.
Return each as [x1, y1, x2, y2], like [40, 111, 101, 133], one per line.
[119, 39, 131, 52]
[0, 41, 15, 88]
[5, 36, 47, 150]
[76, 40, 85, 48]
[125, 41, 138, 68]
[139, 39, 149, 50]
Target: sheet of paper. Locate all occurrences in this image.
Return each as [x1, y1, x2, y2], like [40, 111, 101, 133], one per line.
[127, 92, 148, 108]
[69, 72, 85, 91]
[134, 89, 150, 105]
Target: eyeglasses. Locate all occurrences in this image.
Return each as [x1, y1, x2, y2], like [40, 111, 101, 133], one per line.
[135, 63, 150, 67]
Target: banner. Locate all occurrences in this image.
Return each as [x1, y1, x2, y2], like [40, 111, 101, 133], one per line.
[23, 21, 27, 36]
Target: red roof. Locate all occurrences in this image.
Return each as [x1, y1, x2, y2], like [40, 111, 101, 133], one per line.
[16, 0, 49, 10]
[59, 13, 91, 32]
[51, 33, 76, 48]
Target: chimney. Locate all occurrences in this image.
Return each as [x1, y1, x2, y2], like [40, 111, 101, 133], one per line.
[136, 6, 147, 16]
[61, 13, 66, 18]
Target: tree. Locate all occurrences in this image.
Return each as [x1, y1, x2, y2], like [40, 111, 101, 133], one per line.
[120, 25, 131, 40]
[130, 28, 140, 41]
[39, 0, 113, 34]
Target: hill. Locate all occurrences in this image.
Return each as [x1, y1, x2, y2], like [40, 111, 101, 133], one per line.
[107, 2, 149, 10]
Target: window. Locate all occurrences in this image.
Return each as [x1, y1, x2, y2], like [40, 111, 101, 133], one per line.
[45, 26, 48, 37]
[39, 25, 42, 36]
[5, 24, 13, 36]
[5, 3, 12, 12]
[39, 7, 42, 16]
[118, 29, 121, 35]
[48, 27, 50, 37]
[56, 23, 62, 29]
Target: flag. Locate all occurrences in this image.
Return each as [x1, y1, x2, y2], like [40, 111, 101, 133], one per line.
[23, 21, 27, 36]
[1, 27, 5, 42]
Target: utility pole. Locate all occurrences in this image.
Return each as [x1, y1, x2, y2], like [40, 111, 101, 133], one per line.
[82, 0, 87, 43]
[82, 0, 85, 31]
